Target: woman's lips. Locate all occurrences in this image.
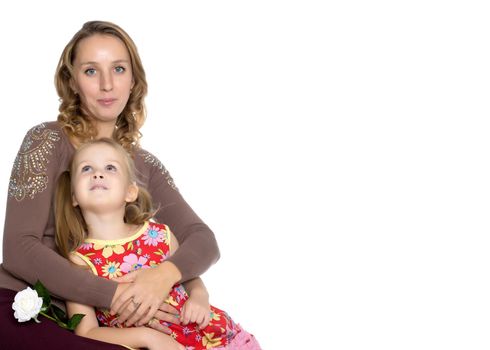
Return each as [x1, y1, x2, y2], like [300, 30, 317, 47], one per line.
[97, 98, 117, 106]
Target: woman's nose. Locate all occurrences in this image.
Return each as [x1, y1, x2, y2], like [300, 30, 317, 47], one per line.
[100, 72, 113, 92]
[93, 174, 104, 179]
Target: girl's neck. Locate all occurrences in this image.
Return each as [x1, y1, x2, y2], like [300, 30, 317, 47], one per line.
[82, 211, 138, 241]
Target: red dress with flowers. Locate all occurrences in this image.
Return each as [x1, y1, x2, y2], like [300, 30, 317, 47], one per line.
[75, 221, 240, 349]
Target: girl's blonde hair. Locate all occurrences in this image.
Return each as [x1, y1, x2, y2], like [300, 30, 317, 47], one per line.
[55, 138, 154, 258]
[55, 20, 147, 153]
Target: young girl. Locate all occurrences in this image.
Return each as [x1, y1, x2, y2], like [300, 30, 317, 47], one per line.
[54, 138, 261, 350]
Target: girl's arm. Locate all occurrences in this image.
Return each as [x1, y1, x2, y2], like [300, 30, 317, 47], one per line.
[2, 123, 116, 308]
[181, 278, 211, 329]
[67, 299, 152, 348]
[68, 299, 183, 350]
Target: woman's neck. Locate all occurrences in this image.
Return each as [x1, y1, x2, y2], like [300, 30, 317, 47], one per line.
[67, 120, 116, 149]
[94, 120, 116, 139]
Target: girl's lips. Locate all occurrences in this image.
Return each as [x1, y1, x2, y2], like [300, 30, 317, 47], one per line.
[90, 184, 108, 191]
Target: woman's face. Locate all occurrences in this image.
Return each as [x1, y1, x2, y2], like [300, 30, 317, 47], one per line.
[71, 34, 134, 125]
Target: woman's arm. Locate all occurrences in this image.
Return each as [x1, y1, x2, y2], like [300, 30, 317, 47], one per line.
[137, 149, 220, 282]
[2, 123, 117, 308]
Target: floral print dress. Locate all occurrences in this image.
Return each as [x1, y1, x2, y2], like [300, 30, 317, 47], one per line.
[75, 221, 240, 349]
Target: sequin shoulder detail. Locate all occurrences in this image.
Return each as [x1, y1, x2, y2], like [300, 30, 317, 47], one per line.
[139, 149, 178, 191]
[8, 123, 61, 201]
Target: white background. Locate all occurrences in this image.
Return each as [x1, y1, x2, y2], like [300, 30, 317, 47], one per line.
[1, 1, 489, 349]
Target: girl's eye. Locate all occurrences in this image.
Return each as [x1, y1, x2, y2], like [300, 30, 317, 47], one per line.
[81, 165, 92, 172]
[106, 164, 117, 172]
[114, 66, 125, 73]
[84, 68, 96, 76]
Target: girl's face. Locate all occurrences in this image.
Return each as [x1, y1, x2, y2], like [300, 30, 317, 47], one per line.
[71, 34, 134, 126]
[71, 143, 137, 213]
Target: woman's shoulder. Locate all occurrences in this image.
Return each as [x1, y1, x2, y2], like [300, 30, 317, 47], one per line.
[16, 120, 72, 159]
[133, 147, 178, 190]
[134, 146, 163, 167]
[18, 121, 68, 150]
[23, 120, 63, 133]
[9, 121, 70, 201]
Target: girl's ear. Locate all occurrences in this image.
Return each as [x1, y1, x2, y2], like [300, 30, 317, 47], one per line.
[72, 192, 79, 207]
[125, 182, 139, 203]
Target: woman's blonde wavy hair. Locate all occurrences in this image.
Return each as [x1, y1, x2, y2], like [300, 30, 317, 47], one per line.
[55, 20, 147, 153]
[55, 138, 154, 259]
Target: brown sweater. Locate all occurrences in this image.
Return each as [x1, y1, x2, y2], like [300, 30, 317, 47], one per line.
[0, 121, 219, 308]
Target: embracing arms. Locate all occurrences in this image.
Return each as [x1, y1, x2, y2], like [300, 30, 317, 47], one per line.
[66, 253, 184, 350]
[66, 228, 207, 350]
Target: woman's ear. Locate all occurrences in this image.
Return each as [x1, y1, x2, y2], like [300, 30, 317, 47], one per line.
[69, 78, 78, 95]
[125, 182, 139, 203]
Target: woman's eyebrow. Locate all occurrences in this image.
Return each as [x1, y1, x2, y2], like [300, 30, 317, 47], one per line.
[79, 59, 130, 66]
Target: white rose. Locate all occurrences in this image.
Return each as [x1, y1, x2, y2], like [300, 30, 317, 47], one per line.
[12, 287, 43, 322]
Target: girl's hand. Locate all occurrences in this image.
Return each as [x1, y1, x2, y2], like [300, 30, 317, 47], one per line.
[181, 289, 211, 329]
[110, 261, 182, 328]
[145, 301, 181, 335]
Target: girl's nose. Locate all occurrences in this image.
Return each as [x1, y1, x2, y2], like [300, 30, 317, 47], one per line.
[93, 174, 104, 179]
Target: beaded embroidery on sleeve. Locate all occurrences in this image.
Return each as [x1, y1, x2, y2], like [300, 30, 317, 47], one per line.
[8, 123, 60, 201]
[140, 150, 178, 191]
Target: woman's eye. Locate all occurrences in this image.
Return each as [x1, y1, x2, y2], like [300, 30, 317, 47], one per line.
[114, 66, 125, 73]
[81, 165, 92, 172]
[84, 68, 96, 76]
[106, 164, 117, 172]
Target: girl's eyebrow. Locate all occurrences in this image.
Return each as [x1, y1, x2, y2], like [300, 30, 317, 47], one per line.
[75, 159, 122, 167]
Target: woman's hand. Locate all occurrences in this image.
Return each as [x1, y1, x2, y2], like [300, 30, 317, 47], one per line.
[181, 289, 211, 329]
[110, 261, 182, 328]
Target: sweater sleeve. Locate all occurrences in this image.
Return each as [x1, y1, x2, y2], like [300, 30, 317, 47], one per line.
[138, 150, 220, 282]
[2, 123, 117, 308]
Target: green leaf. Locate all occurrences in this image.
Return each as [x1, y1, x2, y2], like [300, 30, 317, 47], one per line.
[51, 304, 68, 323]
[34, 280, 51, 311]
[67, 314, 85, 331]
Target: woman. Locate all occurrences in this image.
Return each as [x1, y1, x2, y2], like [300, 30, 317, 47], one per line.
[0, 20, 219, 349]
